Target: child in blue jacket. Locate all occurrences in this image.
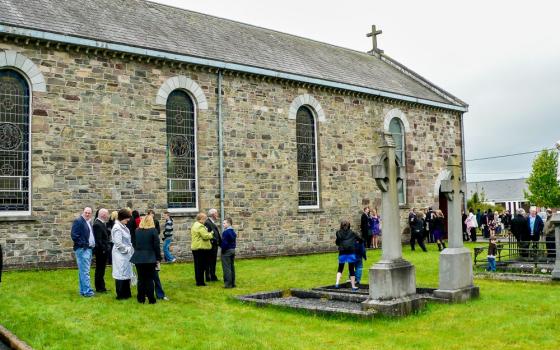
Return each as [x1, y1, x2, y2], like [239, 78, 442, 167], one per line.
[351, 237, 367, 285]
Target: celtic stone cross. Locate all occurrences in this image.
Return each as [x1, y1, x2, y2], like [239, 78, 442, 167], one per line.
[439, 155, 466, 248]
[372, 133, 405, 261]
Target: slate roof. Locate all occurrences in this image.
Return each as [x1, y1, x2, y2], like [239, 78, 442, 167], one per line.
[0, 0, 466, 108]
[467, 179, 529, 202]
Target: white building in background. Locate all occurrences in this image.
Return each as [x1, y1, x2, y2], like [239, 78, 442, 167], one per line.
[466, 178, 530, 213]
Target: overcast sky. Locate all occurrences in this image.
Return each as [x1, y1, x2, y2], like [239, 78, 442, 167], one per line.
[153, 0, 560, 182]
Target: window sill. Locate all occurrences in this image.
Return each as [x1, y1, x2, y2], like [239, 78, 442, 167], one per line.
[298, 208, 324, 213]
[166, 209, 198, 217]
[0, 215, 39, 222]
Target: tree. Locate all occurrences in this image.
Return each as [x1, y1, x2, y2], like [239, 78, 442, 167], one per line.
[524, 149, 560, 207]
[467, 190, 504, 213]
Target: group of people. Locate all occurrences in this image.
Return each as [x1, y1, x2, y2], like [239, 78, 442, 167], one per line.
[467, 208, 513, 239]
[510, 206, 555, 257]
[360, 207, 382, 249]
[408, 207, 447, 252]
[484, 206, 555, 272]
[190, 209, 237, 288]
[70, 206, 237, 303]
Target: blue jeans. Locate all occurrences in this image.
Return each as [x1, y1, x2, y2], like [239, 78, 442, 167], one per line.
[487, 257, 496, 272]
[163, 237, 175, 261]
[154, 270, 165, 299]
[353, 259, 363, 284]
[75, 248, 94, 296]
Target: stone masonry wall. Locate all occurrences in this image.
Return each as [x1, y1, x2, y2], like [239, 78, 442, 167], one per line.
[0, 42, 463, 268]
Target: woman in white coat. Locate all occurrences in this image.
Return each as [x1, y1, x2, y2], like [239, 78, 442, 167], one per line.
[465, 208, 478, 242]
[112, 209, 134, 300]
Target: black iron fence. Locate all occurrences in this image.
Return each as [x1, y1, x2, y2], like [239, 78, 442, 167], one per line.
[473, 236, 556, 268]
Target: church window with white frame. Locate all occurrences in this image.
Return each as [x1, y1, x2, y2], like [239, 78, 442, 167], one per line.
[0, 69, 31, 214]
[166, 90, 197, 210]
[296, 106, 319, 208]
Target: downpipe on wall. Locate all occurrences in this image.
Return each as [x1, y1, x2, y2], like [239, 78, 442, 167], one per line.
[218, 70, 225, 223]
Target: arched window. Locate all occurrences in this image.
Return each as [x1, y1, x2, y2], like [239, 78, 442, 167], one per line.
[0, 70, 30, 214]
[389, 118, 406, 204]
[166, 90, 197, 210]
[296, 106, 319, 208]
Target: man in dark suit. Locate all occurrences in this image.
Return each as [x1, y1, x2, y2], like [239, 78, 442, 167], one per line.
[360, 207, 370, 248]
[204, 208, 221, 282]
[510, 208, 529, 242]
[93, 208, 111, 293]
[71, 207, 96, 297]
[527, 206, 544, 242]
[527, 206, 544, 258]
[510, 208, 529, 257]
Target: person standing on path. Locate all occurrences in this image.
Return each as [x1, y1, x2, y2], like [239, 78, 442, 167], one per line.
[410, 211, 428, 252]
[360, 207, 371, 248]
[544, 209, 556, 258]
[487, 236, 497, 272]
[71, 207, 96, 297]
[369, 208, 382, 249]
[465, 208, 478, 242]
[111, 209, 134, 300]
[334, 219, 359, 292]
[204, 208, 221, 282]
[191, 213, 213, 286]
[130, 215, 162, 304]
[162, 211, 176, 263]
[433, 210, 446, 251]
[221, 217, 237, 288]
[93, 208, 111, 293]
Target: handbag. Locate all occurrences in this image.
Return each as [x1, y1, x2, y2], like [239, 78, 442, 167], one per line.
[130, 269, 138, 286]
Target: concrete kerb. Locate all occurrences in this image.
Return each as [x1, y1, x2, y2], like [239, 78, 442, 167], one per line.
[0, 325, 33, 350]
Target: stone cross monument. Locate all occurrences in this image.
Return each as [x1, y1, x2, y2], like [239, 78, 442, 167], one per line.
[550, 213, 560, 280]
[367, 133, 416, 301]
[434, 155, 479, 302]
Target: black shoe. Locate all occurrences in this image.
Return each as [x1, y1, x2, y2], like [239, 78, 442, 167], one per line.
[196, 283, 207, 287]
[96, 289, 110, 293]
[211, 277, 219, 282]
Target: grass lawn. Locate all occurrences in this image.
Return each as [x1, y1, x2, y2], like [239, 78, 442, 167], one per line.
[1, 243, 559, 350]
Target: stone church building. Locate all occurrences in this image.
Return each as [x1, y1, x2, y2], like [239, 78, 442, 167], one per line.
[0, 0, 467, 268]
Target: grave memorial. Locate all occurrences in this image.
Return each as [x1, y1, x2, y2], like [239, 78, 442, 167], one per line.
[238, 151, 481, 317]
[434, 155, 479, 302]
[361, 133, 426, 316]
[551, 213, 560, 280]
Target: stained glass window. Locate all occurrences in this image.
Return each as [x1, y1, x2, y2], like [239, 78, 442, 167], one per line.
[0, 70, 30, 213]
[389, 118, 406, 204]
[166, 90, 196, 209]
[296, 106, 319, 207]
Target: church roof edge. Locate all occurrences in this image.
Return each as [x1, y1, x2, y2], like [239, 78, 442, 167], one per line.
[0, 0, 468, 111]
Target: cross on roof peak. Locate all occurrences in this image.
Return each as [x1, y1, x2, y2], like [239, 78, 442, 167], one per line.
[366, 24, 383, 55]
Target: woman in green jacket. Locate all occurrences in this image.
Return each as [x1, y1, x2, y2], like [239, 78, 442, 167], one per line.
[191, 213, 213, 286]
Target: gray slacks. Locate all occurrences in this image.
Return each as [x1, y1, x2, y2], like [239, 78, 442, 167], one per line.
[221, 249, 236, 288]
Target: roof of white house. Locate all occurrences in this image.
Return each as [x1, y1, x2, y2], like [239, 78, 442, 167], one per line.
[467, 178, 529, 203]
